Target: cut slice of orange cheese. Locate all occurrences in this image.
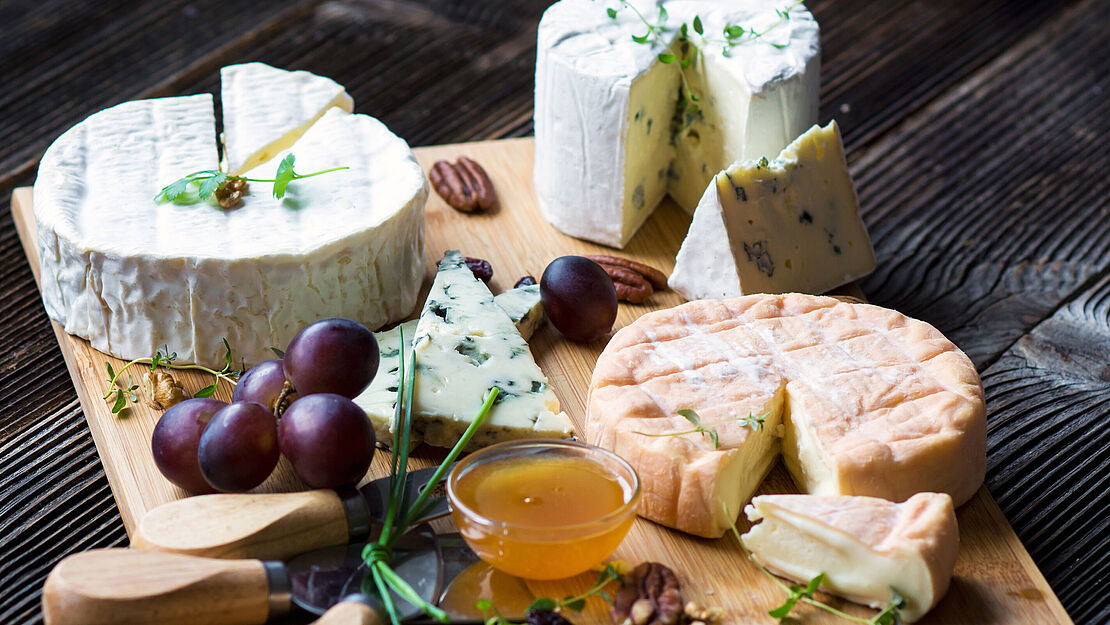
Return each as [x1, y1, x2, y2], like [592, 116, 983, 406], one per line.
[586, 294, 985, 538]
[741, 492, 959, 623]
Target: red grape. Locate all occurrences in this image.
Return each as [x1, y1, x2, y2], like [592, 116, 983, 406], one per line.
[151, 398, 227, 493]
[279, 394, 376, 488]
[540, 256, 618, 343]
[233, 359, 296, 411]
[198, 402, 280, 492]
[283, 318, 379, 398]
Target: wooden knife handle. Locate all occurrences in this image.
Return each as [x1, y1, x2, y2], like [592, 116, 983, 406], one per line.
[42, 548, 272, 625]
[312, 601, 384, 625]
[132, 490, 350, 560]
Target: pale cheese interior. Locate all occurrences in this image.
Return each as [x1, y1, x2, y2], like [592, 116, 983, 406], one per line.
[669, 122, 878, 299]
[233, 90, 353, 175]
[740, 493, 959, 622]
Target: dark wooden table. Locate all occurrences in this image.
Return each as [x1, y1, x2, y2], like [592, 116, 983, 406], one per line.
[1, 1, 1107, 623]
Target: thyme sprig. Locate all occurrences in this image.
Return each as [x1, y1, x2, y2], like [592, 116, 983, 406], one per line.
[361, 325, 501, 625]
[722, 502, 907, 624]
[634, 409, 768, 449]
[154, 153, 348, 204]
[477, 563, 623, 624]
[103, 340, 241, 414]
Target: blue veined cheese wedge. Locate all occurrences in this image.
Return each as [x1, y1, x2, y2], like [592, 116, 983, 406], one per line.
[742, 493, 959, 622]
[669, 121, 876, 299]
[534, 0, 820, 248]
[356, 283, 547, 448]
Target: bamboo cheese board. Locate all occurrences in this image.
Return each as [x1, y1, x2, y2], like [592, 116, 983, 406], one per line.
[12, 137, 1073, 625]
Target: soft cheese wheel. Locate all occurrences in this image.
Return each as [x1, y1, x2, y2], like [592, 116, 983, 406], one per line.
[585, 294, 985, 538]
[534, 0, 820, 248]
[741, 493, 959, 622]
[34, 95, 426, 368]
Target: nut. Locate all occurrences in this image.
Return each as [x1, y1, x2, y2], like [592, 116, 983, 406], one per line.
[514, 275, 538, 288]
[463, 257, 494, 283]
[215, 178, 248, 209]
[600, 263, 653, 304]
[585, 255, 669, 290]
[429, 156, 496, 212]
[146, 369, 186, 410]
[630, 599, 655, 625]
[611, 563, 683, 625]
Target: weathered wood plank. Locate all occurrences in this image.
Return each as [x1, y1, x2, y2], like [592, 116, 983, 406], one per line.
[0, 0, 1104, 622]
[982, 270, 1110, 625]
[855, 0, 1110, 369]
[810, 0, 1076, 150]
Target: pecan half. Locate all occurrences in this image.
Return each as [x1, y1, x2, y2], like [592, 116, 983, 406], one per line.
[612, 563, 683, 625]
[429, 156, 496, 212]
[600, 263, 653, 304]
[514, 275, 538, 288]
[585, 255, 669, 290]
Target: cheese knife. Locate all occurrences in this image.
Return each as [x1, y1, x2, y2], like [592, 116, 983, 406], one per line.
[43, 525, 440, 625]
[132, 466, 452, 561]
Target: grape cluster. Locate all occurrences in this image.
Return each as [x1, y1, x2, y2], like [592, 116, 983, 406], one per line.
[152, 318, 380, 493]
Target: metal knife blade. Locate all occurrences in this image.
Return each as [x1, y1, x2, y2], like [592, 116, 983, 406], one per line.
[352, 465, 454, 539]
[289, 524, 442, 618]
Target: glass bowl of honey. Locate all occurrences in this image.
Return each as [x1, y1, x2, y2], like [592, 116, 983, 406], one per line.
[446, 439, 641, 580]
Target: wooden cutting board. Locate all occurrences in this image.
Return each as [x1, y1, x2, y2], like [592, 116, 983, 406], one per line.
[11, 137, 1072, 625]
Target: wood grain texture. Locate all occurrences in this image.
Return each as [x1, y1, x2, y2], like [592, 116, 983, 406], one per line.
[131, 491, 350, 561]
[0, 0, 1106, 622]
[42, 549, 270, 625]
[9, 137, 1073, 624]
[982, 271, 1110, 625]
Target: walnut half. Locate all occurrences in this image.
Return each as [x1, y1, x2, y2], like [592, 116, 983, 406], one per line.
[611, 563, 683, 625]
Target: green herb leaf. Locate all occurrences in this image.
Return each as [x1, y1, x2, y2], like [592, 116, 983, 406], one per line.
[529, 597, 557, 612]
[631, 32, 650, 44]
[678, 408, 702, 427]
[270, 346, 285, 358]
[476, 599, 493, 612]
[105, 362, 116, 381]
[658, 52, 676, 64]
[198, 172, 227, 199]
[194, 383, 218, 398]
[273, 154, 297, 198]
[606, 7, 617, 18]
[725, 24, 745, 39]
[563, 597, 587, 611]
[693, 15, 704, 34]
[657, 5, 667, 23]
[111, 389, 127, 414]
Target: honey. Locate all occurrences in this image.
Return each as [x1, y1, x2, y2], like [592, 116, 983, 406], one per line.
[448, 444, 639, 580]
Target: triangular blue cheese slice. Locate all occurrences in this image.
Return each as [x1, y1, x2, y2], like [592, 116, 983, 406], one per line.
[355, 262, 566, 449]
[669, 121, 876, 299]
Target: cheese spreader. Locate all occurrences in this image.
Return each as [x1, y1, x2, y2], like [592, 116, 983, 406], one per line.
[43, 525, 440, 625]
[132, 465, 452, 561]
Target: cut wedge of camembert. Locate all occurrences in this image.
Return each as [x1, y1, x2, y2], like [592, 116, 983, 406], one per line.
[670, 121, 876, 299]
[221, 62, 354, 175]
[355, 283, 548, 448]
[34, 66, 425, 368]
[586, 294, 985, 538]
[535, 0, 820, 248]
[741, 493, 959, 622]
